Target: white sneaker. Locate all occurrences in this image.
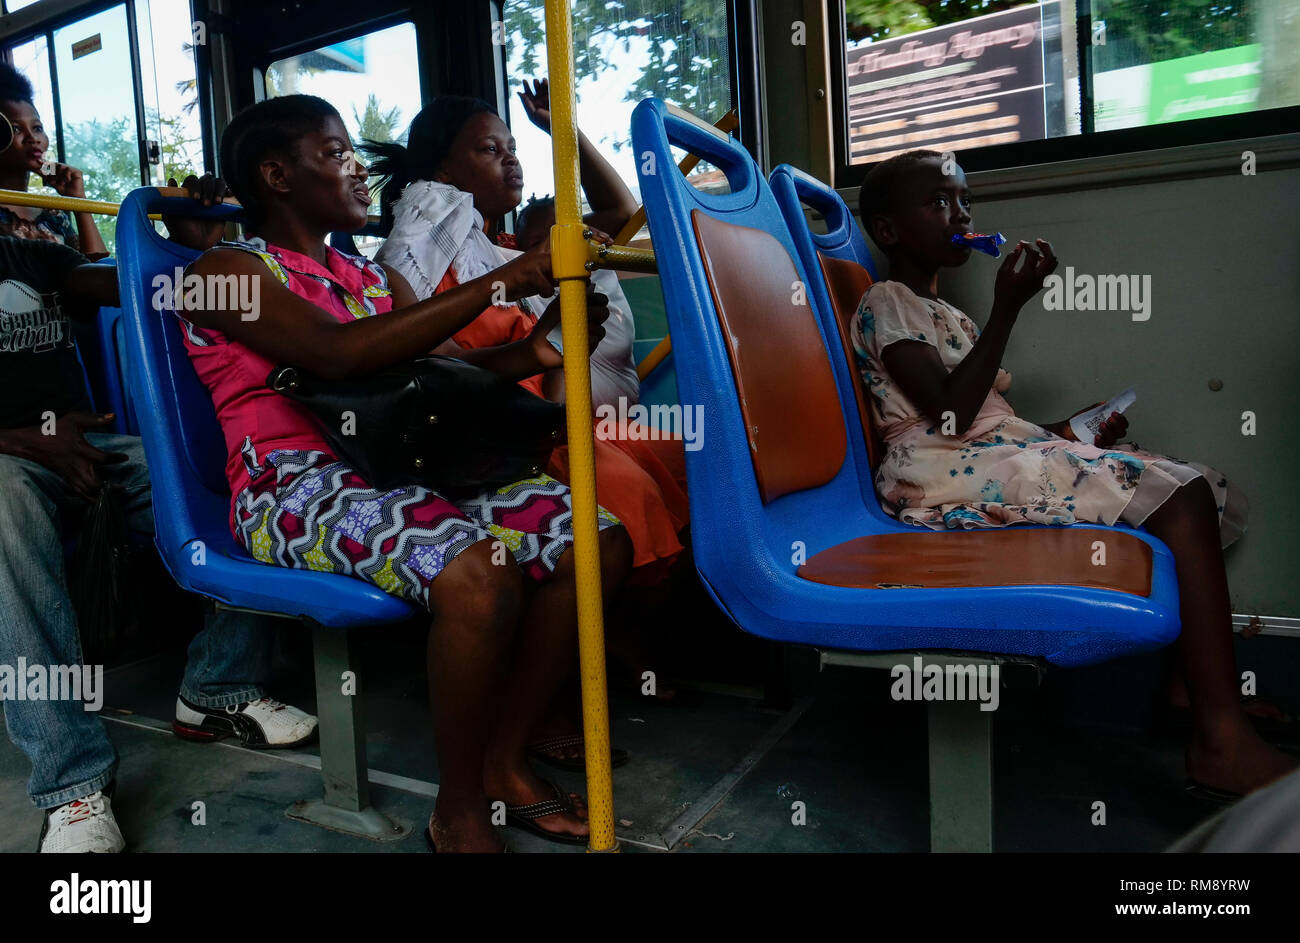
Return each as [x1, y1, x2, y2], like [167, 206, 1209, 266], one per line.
[173, 696, 318, 748]
[39, 791, 125, 853]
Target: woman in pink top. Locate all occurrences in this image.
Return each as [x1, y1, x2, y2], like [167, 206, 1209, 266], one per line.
[182, 95, 631, 852]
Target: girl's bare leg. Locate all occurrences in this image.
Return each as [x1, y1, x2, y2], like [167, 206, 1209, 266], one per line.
[1142, 477, 1296, 794]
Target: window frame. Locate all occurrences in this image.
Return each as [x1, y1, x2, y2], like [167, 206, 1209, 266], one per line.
[493, 0, 746, 217]
[1, 0, 204, 187]
[828, 0, 1300, 182]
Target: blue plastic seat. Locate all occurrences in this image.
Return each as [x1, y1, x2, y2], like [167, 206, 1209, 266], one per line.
[771, 164, 878, 280]
[631, 99, 1180, 670]
[114, 187, 415, 841]
[114, 188, 414, 627]
[72, 263, 137, 437]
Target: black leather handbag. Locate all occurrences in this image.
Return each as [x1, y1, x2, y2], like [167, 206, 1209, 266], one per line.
[267, 356, 566, 495]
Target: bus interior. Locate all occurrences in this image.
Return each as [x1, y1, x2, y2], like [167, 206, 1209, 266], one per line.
[0, 0, 1298, 865]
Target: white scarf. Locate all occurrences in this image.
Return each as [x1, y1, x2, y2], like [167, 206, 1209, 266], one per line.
[376, 179, 513, 299]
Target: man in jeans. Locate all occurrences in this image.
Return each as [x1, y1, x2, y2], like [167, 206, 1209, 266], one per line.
[0, 186, 316, 854]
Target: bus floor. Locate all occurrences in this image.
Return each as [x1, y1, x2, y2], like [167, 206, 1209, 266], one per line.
[2, 590, 1297, 852]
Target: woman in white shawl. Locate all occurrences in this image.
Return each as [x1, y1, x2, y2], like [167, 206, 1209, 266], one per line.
[363, 86, 688, 587]
[363, 86, 695, 764]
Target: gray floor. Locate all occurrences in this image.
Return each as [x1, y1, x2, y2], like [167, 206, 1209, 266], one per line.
[3, 620, 1295, 853]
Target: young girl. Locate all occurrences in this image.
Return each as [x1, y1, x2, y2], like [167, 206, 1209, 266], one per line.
[852, 149, 1294, 801]
[362, 83, 689, 588]
[0, 63, 107, 259]
[182, 94, 633, 852]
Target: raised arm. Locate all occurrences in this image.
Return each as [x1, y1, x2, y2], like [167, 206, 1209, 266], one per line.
[519, 78, 638, 235]
[41, 162, 109, 260]
[884, 240, 1057, 435]
[184, 245, 557, 381]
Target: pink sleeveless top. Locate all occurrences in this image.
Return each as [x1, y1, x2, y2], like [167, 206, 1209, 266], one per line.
[178, 238, 394, 524]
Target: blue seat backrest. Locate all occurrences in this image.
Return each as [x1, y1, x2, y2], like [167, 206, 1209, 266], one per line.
[73, 301, 137, 436]
[630, 100, 914, 598]
[115, 189, 243, 559]
[770, 164, 877, 278]
[771, 164, 895, 519]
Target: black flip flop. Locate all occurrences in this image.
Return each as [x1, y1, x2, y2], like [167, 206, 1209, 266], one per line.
[528, 734, 629, 773]
[1184, 778, 1243, 806]
[499, 781, 589, 846]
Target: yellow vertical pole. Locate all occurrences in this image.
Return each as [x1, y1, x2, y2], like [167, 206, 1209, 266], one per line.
[543, 0, 618, 853]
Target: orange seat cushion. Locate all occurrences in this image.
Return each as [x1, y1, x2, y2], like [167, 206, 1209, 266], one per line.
[798, 528, 1153, 596]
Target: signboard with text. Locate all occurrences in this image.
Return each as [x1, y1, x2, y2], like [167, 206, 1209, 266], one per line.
[845, 3, 1056, 165]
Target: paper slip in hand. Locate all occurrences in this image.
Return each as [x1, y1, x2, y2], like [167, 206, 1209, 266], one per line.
[1070, 387, 1136, 444]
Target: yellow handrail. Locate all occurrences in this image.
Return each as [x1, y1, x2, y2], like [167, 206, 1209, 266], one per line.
[545, 0, 618, 853]
[0, 185, 245, 222]
[586, 239, 656, 274]
[0, 188, 388, 229]
[0, 187, 144, 217]
[636, 334, 673, 382]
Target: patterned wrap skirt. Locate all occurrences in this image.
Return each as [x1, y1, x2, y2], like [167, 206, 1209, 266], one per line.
[233, 449, 622, 611]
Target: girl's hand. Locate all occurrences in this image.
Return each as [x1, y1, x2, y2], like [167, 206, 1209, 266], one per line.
[518, 78, 552, 133]
[42, 162, 86, 199]
[586, 225, 614, 246]
[528, 282, 609, 370]
[1057, 403, 1129, 448]
[993, 238, 1058, 316]
[162, 174, 231, 250]
[1091, 410, 1128, 448]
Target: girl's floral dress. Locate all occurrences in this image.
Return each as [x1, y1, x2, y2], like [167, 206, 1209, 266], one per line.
[850, 280, 1245, 547]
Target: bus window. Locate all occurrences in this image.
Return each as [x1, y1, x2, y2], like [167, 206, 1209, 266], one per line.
[6, 33, 54, 193]
[135, 0, 204, 188]
[265, 21, 420, 256]
[835, 0, 1300, 174]
[501, 0, 733, 207]
[51, 3, 142, 253]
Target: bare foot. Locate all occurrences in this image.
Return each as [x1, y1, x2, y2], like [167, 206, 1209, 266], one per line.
[1165, 678, 1292, 722]
[1187, 731, 1299, 796]
[485, 764, 589, 841]
[428, 807, 506, 853]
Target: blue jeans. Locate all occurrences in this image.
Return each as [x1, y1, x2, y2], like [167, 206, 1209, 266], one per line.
[0, 433, 280, 809]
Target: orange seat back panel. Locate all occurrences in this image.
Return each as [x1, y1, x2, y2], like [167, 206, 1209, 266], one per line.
[692, 209, 846, 503]
[816, 252, 883, 470]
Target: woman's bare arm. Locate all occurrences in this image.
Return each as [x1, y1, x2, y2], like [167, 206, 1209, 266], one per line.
[184, 246, 555, 380]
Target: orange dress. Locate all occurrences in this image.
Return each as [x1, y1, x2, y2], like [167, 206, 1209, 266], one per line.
[438, 270, 690, 584]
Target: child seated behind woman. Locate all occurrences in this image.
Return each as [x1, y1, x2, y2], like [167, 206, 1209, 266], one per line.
[180, 94, 633, 851]
[512, 196, 639, 411]
[851, 149, 1294, 801]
